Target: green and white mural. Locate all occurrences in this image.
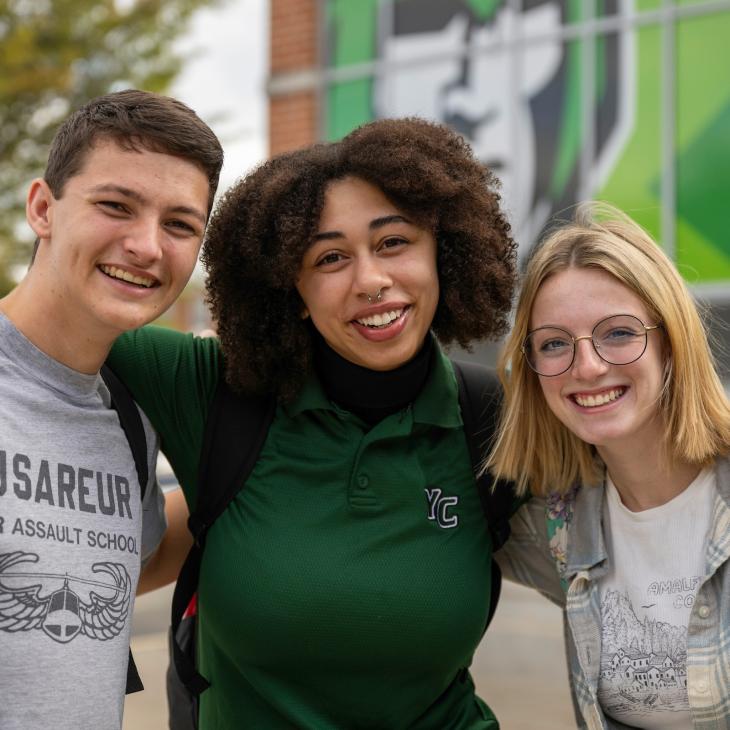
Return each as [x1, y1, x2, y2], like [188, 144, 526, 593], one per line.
[325, 0, 730, 292]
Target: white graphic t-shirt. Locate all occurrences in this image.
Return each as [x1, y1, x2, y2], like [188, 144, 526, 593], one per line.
[0, 314, 165, 730]
[597, 467, 716, 729]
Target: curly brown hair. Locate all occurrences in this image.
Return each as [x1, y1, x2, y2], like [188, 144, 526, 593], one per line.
[203, 117, 516, 400]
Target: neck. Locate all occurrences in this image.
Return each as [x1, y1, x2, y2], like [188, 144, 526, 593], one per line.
[598, 435, 701, 511]
[312, 329, 434, 426]
[0, 278, 114, 374]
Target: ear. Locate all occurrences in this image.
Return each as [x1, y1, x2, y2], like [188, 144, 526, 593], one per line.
[26, 179, 55, 239]
[300, 307, 310, 320]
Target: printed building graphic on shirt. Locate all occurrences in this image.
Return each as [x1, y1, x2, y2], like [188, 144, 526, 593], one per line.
[0, 551, 132, 645]
[599, 589, 690, 716]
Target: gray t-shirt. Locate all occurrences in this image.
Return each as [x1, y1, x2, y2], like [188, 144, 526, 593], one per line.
[0, 313, 165, 730]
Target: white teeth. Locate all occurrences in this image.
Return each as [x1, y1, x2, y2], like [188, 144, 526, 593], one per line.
[356, 309, 403, 328]
[100, 265, 155, 288]
[574, 388, 625, 408]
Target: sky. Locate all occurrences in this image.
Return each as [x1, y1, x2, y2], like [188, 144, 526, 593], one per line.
[171, 0, 269, 195]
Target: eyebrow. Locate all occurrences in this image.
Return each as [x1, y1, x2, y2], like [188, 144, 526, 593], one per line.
[312, 214, 413, 242]
[89, 184, 207, 225]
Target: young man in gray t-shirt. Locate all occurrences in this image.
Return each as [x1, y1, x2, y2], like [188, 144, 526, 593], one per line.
[0, 90, 222, 730]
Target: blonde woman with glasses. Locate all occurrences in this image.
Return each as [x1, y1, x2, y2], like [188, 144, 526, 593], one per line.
[488, 204, 730, 729]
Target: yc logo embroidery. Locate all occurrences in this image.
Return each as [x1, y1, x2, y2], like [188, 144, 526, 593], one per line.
[425, 488, 459, 529]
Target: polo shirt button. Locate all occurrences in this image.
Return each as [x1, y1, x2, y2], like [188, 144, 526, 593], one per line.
[697, 605, 710, 619]
[356, 474, 369, 488]
[694, 680, 709, 694]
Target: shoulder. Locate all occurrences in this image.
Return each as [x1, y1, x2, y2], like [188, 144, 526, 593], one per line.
[715, 455, 730, 494]
[112, 325, 219, 366]
[542, 486, 581, 583]
[448, 357, 499, 389]
[496, 496, 568, 604]
[105, 328, 222, 484]
[507, 486, 583, 583]
[109, 326, 221, 393]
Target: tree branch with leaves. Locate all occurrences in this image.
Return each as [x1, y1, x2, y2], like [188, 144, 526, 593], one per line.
[0, 0, 221, 293]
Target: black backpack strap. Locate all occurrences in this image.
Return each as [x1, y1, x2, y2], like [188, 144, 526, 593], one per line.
[452, 359, 517, 630]
[101, 363, 149, 695]
[126, 649, 144, 696]
[171, 375, 276, 696]
[101, 364, 149, 499]
[451, 360, 514, 550]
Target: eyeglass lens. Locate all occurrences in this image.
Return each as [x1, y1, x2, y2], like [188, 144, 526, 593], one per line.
[524, 314, 650, 376]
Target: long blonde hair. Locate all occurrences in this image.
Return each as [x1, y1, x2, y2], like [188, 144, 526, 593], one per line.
[488, 203, 730, 496]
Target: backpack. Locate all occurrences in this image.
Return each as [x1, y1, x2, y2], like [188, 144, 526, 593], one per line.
[167, 359, 515, 729]
[100, 364, 149, 695]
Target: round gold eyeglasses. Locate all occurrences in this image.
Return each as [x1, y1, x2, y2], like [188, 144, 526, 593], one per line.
[522, 314, 662, 377]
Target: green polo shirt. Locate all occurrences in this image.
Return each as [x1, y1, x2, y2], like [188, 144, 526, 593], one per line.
[110, 326, 503, 729]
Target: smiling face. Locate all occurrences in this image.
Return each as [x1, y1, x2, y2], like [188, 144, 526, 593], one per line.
[530, 266, 665, 458]
[296, 176, 439, 371]
[27, 138, 209, 339]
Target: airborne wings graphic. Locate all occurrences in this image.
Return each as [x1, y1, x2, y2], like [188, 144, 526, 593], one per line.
[0, 551, 132, 643]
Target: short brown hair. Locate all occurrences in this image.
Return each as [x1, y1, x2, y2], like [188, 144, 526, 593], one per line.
[44, 89, 223, 215]
[203, 117, 516, 400]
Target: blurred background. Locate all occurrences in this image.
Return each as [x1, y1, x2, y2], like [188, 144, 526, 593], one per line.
[3, 1, 730, 348]
[2, 0, 729, 727]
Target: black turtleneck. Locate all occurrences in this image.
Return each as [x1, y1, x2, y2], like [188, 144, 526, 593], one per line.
[311, 329, 434, 427]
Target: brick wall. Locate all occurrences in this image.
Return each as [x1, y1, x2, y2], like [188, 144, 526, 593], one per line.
[270, 92, 318, 156]
[269, 0, 320, 155]
[271, 0, 317, 72]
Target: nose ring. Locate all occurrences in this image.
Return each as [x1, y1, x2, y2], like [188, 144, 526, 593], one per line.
[366, 288, 383, 304]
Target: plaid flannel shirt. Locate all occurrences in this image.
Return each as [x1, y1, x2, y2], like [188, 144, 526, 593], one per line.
[496, 457, 730, 730]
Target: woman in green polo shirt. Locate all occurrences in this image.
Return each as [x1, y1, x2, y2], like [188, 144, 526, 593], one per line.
[112, 117, 517, 729]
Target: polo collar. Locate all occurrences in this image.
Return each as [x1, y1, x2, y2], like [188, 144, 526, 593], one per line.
[411, 345, 463, 428]
[286, 371, 335, 418]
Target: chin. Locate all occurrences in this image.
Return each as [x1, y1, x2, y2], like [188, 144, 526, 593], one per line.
[367, 352, 415, 372]
[580, 430, 631, 449]
[102, 307, 161, 335]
